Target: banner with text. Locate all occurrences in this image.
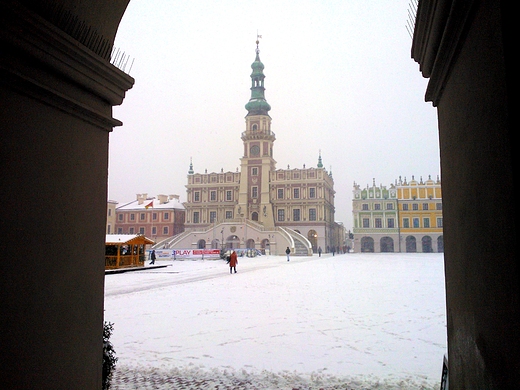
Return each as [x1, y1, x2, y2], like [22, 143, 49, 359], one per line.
[153, 249, 221, 259]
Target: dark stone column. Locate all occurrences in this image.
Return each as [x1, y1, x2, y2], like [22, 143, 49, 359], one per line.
[413, 0, 518, 387]
[0, 1, 133, 388]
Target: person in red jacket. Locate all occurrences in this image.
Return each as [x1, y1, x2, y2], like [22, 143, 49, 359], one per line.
[229, 250, 238, 274]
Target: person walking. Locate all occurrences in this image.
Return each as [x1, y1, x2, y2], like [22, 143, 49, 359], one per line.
[229, 250, 238, 274]
[318, 246, 322, 257]
[286, 246, 291, 261]
[149, 249, 156, 265]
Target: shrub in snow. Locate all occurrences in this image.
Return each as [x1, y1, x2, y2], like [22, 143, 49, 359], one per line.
[103, 321, 118, 390]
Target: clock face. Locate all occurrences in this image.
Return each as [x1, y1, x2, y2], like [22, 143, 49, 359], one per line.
[250, 145, 260, 156]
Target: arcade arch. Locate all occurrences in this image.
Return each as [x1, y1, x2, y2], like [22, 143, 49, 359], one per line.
[422, 236, 433, 253]
[307, 230, 318, 252]
[360, 236, 374, 252]
[380, 237, 394, 252]
[405, 236, 417, 253]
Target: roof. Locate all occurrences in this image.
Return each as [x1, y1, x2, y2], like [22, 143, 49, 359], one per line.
[116, 196, 185, 211]
[105, 234, 155, 245]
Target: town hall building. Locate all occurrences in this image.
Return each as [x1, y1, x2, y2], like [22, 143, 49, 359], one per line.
[154, 41, 340, 255]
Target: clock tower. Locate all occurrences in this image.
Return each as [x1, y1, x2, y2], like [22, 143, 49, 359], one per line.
[237, 39, 276, 228]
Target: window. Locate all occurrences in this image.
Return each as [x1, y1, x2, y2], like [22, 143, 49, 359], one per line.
[413, 218, 420, 228]
[375, 218, 382, 228]
[309, 208, 316, 221]
[225, 211, 233, 219]
[152, 212, 157, 221]
[108, 209, 111, 216]
[423, 203, 429, 210]
[403, 218, 410, 228]
[277, 189, 284, 199]
[163, 212, 169, 220]
[118, 214, 123, 221]
[293, 209, 301, 221]
[193, 212, 200, 224]
[163, 227, 168, 235]
[226, 190, 232, 201]
[140, 213, 145, 221]
[386, 203, 394, 210]
[362, 204, 369, 210]
[117, 227, 123, 234]
[130, 213, 135, 221]
[139, 227, 145, 234]
[107, 225, 111, 234]
[403, 204, 409, 211]
[210, 191, 216, 201]
[251, 186, 258, 198]
[374, 203, 381, 210]
[194, 191, 200, 202]
[210, 211, 216, 223]
[424, 218, 430, 228]
[436, 203, 443, 210]
[251, 167, 258, 175]
[362, 218, 370, 228]
[437, 217, 443, 227]
[412, 203, 419, 210]
[293, 188, 300, 199]
[309, 187, 316, 198]
[388, 218, 395, 228]
[129, 227, 134, 234]
[152, 226, 157, 235]
[277, 209, 285, 221]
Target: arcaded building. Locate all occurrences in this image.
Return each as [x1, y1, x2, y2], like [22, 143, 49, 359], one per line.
[157, 42, 338, 255]
[352, 176, 443, 253]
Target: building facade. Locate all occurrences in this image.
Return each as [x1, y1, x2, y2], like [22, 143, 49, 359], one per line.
[106, 200, 118, 234]
[159, 41, 338, 255]
[115, 193, 185, 243]
[352, 175, 443, 252]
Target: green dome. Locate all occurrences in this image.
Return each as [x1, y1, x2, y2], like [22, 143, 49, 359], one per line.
[251, 53, 264, 72]
[245, 98, 271, 115]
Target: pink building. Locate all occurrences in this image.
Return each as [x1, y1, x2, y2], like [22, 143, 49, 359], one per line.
[115, 194, 185, 243]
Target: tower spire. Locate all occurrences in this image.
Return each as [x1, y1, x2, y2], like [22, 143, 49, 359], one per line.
[317, 150, 323, 168]
[188, 157, 194, 174]
[245, 36, 271, 116]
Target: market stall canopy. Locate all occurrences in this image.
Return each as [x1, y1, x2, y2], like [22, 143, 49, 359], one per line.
[105, 234, 155, 246]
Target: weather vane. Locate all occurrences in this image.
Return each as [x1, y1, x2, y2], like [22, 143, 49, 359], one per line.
[256, 30, 262, 52]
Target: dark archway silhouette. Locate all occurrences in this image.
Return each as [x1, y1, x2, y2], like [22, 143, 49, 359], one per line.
[1, 1, 516, 388]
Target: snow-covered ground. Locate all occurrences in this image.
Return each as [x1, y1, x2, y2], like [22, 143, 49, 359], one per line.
[104, 253, 447, 389]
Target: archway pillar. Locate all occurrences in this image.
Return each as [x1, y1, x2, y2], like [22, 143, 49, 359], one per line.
[1, 2, 133, 388]
[413, 0, 517, 386]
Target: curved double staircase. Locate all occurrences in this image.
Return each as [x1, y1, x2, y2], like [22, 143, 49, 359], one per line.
[152, 222, 313, 256]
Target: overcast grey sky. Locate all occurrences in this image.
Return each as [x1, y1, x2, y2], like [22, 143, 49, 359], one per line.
[109, 0, 440, 229]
